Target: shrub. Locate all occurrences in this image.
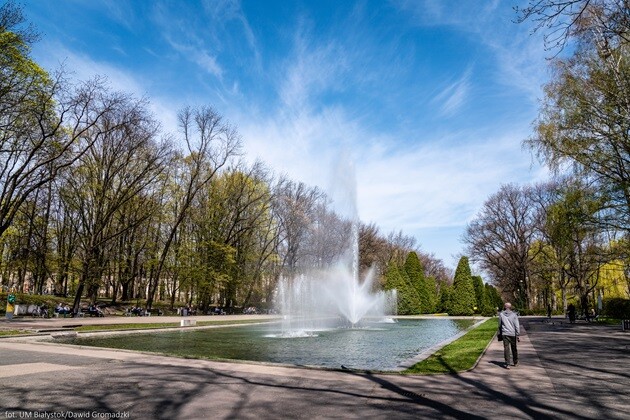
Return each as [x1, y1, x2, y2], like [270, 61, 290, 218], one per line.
[602, 298, 630, 319]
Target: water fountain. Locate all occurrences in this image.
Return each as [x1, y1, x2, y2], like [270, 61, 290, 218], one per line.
[57, 159, 475, 371]
[275, 234, 398, 335]
[274, 158, 397, 335]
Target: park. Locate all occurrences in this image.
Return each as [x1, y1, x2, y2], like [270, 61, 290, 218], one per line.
[1, 312, 629, 418]
[2, 0, 630, 418]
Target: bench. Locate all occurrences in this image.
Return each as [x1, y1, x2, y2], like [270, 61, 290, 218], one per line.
[83, 308, 104, 317]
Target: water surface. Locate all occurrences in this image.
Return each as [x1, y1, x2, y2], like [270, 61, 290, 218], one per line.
[60, 318, 475, 371]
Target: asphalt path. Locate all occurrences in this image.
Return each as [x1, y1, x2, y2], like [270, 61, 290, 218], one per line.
[0, 316, 628, 419]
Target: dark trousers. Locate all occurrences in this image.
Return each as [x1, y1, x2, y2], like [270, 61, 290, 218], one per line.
[503, 335, 518, 365]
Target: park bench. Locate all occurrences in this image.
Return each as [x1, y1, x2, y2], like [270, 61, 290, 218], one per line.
[81, 306, 104, 317]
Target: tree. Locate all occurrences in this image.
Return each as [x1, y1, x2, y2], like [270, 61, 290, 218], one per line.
[386, 231, 417, 267]
[64, 93, 171, 312]
[0, 3, 127, 241]
[464, 184, 543, 308]
[192, 162, 278, 311]
[523, 0, 630, 234]
[449, 256, 476, 316]
[358, 222, 389, 275]
[485, 283, 503, 313]
[145, 105, 241, 311]
[436, 282, 452, 313]
[272, 179, 324, 275]
[471, 275, 486, 314]
[545, 183, 612, 316]
[516, 0, 630, 54]
[383, 263, 420, 315]
[417, 251, 452, 284]
[404, 251, 435, 313]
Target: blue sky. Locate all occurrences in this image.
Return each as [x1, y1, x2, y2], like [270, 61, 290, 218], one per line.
[20, 0, 551, 269]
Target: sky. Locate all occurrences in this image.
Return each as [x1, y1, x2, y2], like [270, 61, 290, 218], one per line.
[19, 0, 553, 269]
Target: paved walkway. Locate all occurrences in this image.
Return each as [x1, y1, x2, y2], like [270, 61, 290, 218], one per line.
[0, 316, 628, 419]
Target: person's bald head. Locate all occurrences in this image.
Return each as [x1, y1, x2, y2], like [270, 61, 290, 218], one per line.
[504, 302, 512, 310]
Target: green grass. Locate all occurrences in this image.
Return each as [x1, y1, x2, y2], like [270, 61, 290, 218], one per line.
[403, 318, 498, 375]
[0, 329, 30, 336]
[591, 317, 625, 325]
[74, 318, 272, 332]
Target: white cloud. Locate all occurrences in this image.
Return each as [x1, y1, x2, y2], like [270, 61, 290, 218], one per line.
[236, 99, 542, 264]
[238, 99, 538, 226]
[32, 40, 182, 142]
[202, 0, 258, 56]
[432, 68, 472, 116]
[229, 13, 549, 265]
[35, 41, 144, 95]
[279, 29, 348, 113]
[394, 0, 548, 104]
[393, 0, 501, 30]
[101, 0, 137, 31]
[164, 37, 223, 78]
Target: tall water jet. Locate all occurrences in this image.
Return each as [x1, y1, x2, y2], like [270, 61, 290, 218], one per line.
[275, 156, 397, 333]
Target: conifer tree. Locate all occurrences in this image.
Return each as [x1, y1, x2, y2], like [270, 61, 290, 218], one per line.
[449, 256, 476, 315]
[425, 275, 437, 314]
[404, 252, 431, 313]
[485, 284, 503, 313]
[437, 283, 452, 313]
[472, 275, 485, 314]
[384, 263, 420, 315]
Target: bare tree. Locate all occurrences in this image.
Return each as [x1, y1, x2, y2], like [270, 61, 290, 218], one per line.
[464, 184, 543, 308]
[63, 92, 171, 312]
[516, 0, 630, 54]
[145, 105, 241, 310]
[386, 230, 417, 267]
[417, 251, 452, 284]
[272, 178, 324, 275]
[0, 71, 134, 240]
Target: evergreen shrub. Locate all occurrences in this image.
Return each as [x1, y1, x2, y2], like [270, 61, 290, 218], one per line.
[602, 298, 630, 319]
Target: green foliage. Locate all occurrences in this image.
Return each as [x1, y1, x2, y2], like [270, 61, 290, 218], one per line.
[449, 256, 476, 315]
[471, 275, 485, 314]
[425, 276, 438, 313]
[404, 252, 433, 313]
[437, 283, 452, 313]
[602, 298, 630, 319]
[483, 284, 502, 315]
[0, 292, 51, 306]
[383, 263, 420, 315]
[404, 318, 498, 374]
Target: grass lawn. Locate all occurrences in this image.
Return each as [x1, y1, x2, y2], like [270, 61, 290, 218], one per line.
[403, 317, 498, 375]
[591, 317, 625, 326]
[0, 329, 29, 336]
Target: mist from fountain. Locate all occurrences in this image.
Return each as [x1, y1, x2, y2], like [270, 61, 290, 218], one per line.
[274, 158, 397, 335]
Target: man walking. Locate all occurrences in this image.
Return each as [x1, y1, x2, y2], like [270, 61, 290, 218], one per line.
[499, 302, 520, 369]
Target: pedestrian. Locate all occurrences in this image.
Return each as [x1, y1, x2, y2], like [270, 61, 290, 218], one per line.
[498, 302, 520, 369]
[567, 304, 576, 323]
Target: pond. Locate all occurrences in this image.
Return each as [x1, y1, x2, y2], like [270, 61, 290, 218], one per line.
[57, 318, 476, 371]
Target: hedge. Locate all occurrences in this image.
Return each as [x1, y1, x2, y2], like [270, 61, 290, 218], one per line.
[602, 298, 630, 319]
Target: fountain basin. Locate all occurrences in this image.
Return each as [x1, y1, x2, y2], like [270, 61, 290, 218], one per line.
[54, 318, 475, 371]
